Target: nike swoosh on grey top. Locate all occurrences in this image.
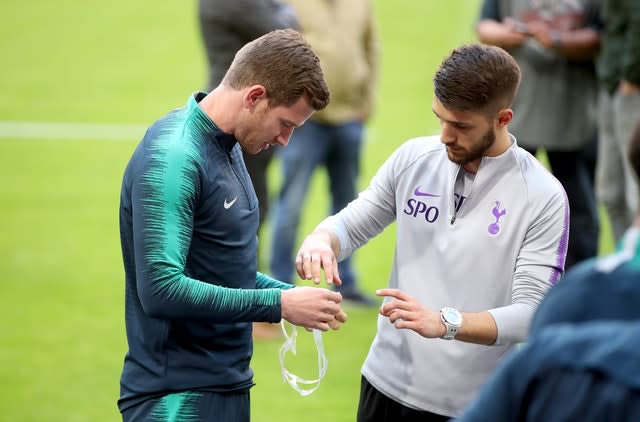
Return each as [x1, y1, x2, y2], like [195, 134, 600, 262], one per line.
[414, 187, 441, 197]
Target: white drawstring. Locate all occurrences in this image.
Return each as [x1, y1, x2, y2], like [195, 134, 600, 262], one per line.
[279, 320, 328, 396]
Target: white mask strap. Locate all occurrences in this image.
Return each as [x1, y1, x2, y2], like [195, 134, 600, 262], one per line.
[278, 320, 328, 396]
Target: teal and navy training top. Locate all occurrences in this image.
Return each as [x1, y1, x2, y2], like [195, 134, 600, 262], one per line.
[118, 92, 292, 412]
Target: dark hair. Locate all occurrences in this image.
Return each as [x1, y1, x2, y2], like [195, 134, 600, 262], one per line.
[222, 29, 330, 111]
[434, 44, 521, 116]
[630, 120, 640, 181]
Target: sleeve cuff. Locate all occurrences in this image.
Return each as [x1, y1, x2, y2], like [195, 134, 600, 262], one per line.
[488, 303, 536, 345]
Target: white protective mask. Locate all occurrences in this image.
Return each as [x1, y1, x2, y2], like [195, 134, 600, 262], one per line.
[279, 320, 328, 396]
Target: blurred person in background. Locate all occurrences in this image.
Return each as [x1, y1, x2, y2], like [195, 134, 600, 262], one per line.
[295, 44, 568, 421]
[456, 321, 640, 422]
[198, 0, 299, 338]
[198, 0, 298, 240]
[529, 118, 640, 334]
[595, 0, 640, 242]
[117, 30, 346, 422]
[457, 120, 640, 422]
[270, 0, 380, 306]
[476, 0, 602, 269]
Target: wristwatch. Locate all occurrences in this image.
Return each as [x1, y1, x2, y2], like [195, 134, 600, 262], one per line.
[440, 307, 463, 340]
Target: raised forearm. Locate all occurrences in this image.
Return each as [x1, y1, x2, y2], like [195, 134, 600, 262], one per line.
[455, 311, 498, 345]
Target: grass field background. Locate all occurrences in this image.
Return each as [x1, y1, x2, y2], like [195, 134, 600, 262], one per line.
[0, 0, 612, 421]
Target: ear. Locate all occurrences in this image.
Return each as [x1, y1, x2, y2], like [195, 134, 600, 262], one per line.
[496, 108, 513, 128]
[243, 85, 267, 109]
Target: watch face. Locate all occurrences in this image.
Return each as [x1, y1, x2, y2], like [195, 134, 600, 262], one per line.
[442, 307, 462, 325]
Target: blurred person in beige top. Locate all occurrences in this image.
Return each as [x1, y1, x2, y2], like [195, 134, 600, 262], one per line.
[270, 0, 380, 306]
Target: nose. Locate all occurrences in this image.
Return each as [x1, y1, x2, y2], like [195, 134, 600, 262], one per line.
[439, 123, 457, 144]
[276, 127, 294, 146]
[275, 134, 289, 147]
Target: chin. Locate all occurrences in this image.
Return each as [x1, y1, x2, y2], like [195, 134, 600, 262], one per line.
[447, 150, 463, 162]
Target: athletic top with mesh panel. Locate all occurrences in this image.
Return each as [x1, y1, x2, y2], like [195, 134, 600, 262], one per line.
[118, 92, 292, 412]
[319, 135, 569, 417]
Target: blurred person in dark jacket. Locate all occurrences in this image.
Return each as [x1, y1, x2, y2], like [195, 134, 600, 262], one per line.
[198, 0, 300, 338]
[199, 0, 298, 237]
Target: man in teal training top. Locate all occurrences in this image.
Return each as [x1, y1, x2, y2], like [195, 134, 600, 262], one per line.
[117, 29, 346, 421]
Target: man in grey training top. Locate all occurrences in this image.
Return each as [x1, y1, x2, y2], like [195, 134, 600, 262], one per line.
[296, 44, 569, 421]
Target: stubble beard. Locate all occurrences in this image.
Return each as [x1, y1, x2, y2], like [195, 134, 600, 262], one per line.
[447, 127, 496, 166]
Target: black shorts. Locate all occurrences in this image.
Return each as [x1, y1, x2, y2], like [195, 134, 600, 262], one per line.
[357, 376, 450, 422]
[121, 390, 250, 422]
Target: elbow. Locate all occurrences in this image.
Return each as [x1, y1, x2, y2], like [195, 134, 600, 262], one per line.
[490, 303, 536, 345]
[137, 272, 183, 319]
[139, 293, 172, 319]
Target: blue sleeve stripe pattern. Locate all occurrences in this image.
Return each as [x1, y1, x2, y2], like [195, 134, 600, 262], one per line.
[138, 111, 280, 319]
[151, 391, 201, 422]
[256, 272, 295, 290]
[143, 114, 200, 295]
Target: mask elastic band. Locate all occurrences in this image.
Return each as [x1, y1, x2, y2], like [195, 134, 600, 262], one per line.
[279, 320, 328, 396]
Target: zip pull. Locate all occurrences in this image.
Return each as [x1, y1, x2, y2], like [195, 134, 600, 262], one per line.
[450, 215, 456, 225]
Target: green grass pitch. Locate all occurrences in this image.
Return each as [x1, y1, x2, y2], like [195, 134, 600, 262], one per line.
[0, 0, 612, 420]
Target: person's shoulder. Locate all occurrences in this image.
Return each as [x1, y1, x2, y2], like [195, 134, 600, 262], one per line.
[140, 108, 183, 145]
[387, 135, 444, 166]
[141, 106, 211, 167]
[530, 322, 640, 378]
[371, 136, 445, 180]
[527, 322, 613, 363]
[511, 144, 567, 200]
[511, 145, 558, 182]
[398, 135, 443, 154]
[510, 322, 640, 421]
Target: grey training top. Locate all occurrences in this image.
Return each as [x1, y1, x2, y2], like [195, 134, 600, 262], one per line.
[319, 135, 569, 416]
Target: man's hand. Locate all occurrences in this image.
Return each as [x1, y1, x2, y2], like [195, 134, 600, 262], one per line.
[525, 20, 558, 49]
[295, 230, 342, 286]
[377, 289, 445, 338]
[281, 287, 348, 331]
[620, 80, 640, 96]
[486, 18, 530, 49]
